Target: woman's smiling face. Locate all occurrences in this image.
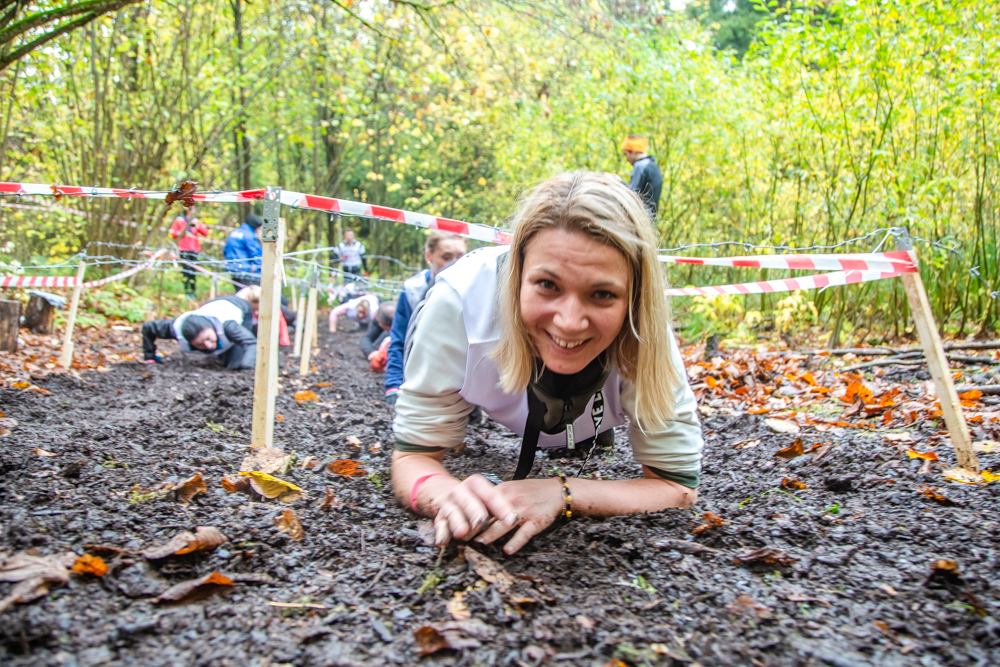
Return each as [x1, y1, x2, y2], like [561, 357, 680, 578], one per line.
[519, 228, 629, 375]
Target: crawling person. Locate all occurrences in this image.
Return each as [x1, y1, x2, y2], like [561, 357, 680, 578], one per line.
[142, 294, 258, 370]
[362, 301, 396, 357]
[328, 293, 379, 332]
[392, 172, 703, 555]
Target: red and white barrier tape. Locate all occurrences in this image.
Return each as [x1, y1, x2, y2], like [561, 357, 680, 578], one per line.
[665, 268, 908, 297]
[0, 182, 510, 245]
[659, 250, 917, 274]
[0, 250, 166, 289]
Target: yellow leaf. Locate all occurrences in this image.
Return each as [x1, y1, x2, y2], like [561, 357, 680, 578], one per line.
[906, 449, 938, 461]
[981, 470, 1000, 483]
[294, 390, 318, 404]
[239, 471, 303, 498]
[477, 177, 487, 186]
[942, 467, 982, 485]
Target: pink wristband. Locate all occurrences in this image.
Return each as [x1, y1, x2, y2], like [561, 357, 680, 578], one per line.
[410, 473, 445, 511]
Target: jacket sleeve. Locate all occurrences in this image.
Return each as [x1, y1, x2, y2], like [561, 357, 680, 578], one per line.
[195, 222, 209, 238]
[141, 319, 176, 360]
[361, 320, 383, 356]
[383, 291, 412, 391]
[223, 320, 257, 349]
[168, 218, 185, 240]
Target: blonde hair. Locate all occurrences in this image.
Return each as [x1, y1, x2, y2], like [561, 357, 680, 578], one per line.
[491, 171, 679, 429]
[243, 285, 261, 305]
[425, 230, 465, 255]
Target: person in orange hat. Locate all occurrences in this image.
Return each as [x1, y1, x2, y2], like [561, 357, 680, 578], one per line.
[621, 134, 663, 222]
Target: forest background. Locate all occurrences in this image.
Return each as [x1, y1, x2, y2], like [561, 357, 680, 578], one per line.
[0, 0, 997, 346]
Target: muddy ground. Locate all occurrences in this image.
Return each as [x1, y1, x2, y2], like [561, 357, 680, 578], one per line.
[1, 323, 999, 667]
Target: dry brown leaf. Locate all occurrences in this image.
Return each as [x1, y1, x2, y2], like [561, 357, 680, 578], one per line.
[919, 485, 957, 506]
[274, 509, 304, 540]
[71, 554, 107, 577]
[466, 548, 514, 592]
[414, 626, 450, 657]
[175, 474, 206, 505]
[843, 381, 874, 405]
[325, 459, 368, 478]
[732, 547, 798, 567]
[221, 476, 252, 494]
[943, 467, 982, 485]
[413, 619, 496, 655]
[240, 446, 291, 474]
[884, 432, 913, 442]
[775, 438, 805, 460]
[142, 526, 229, 559]
[153, 572, 233, 604]
[729, 594, 771, 619]
[294, 390, 318, 404]
[31, 447, 57, 457]
[691, 511, 727, 534]
[0, 552, 73, 612]
[781, 477, 806, 490]
[765, 418, 800, 434]
[447, 590, 471, 620]
[318, 487, 339, 510]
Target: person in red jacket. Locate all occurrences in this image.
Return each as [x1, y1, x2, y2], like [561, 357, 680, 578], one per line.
[169, 206, 209, 299]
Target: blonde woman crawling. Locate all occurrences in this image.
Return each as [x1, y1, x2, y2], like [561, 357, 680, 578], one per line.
[392, 172, 704, 555]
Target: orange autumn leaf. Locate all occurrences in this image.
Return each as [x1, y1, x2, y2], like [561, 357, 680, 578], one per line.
[746, 407, 770, 414]
[312, 382, 332, 388]
[906, 449, 939, 461]
[274, 509, 304, 540]
[326, 459, 368, 478]
[809, 386, 832, 394]
[221, 476, 251, 494]
[775, 438, 805, 460]
[294, 390, 318, 404]
[691, 511, 727, 534]
[781, 477, 806, 490]
[175, 474, 206, 505]
[800, 372, 817, 386]
[959, 389, 983, 401]
[843, 381, 873, 405]
[72, 554, 107, 577]
[276, 414, 284, 421]
[705, 376, 718, 389]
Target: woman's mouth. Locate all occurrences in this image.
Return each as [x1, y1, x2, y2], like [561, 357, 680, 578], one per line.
[547, 332, 587, 350]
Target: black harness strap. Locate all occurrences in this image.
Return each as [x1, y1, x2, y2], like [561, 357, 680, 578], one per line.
[511, 388, 605, 481]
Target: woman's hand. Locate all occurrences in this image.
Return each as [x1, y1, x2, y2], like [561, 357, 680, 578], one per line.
[431, 474, 517, 546]
[474, 478, 565, 555]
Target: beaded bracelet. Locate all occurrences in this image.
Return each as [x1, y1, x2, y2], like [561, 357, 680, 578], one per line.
[557, 474, 572, 520]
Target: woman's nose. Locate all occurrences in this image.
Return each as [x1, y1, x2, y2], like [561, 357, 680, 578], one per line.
[552, 296, 588, 333]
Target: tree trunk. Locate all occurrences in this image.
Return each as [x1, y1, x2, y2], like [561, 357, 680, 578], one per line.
[24, 294, 56, 334]
[0, 299, 20, 352]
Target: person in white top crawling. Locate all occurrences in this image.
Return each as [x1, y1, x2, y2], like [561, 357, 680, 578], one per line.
[392, 172, 704, 555]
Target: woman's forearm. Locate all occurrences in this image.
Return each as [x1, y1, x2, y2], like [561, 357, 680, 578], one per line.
[391, 450, 458, 516]
[565, 468, 697, 517]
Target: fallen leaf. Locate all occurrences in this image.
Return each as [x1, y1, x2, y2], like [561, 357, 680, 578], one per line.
[239, 471, 304, 499]
[71, 554, 107, 577]
[705, 376, 718, 388]
[974, 440, 999, 453]
[843, 381, 874, 405]
[318, 487, 339, 510]
[906, 449, 938, 461]
[414, 626, 450, 656]
[325, 459, 368, 478]
[153, 572, 232, 604]
[447, 590, 471, 620]
[801, 372, 817, 386]
[221, 476, 252, 494]
[466, 548, 515, 592]
[781, 477, 806, 490]
[775, 438, 805, 460]
[0, 552, 73, 612]
[959, 389, 983, 401]
[918, 485, 957, 506]
[884, 432, 913, 442]
[604, 662, 629, 667]
[142, 527, 229, 559]
[732, 547, 798, 567]
[809, 386, 832, 394]
[575, 614, 595, 629]
[274, 509, 304, 540]
[873, 620, 896, 640]
[765, 418, 800, 434]
[312, 382, 332, 388]
[345, 435, 362, 448]
[691, 511, 727, 534]
[928, 558, 962, 586]
[294, 390, 318, 404]
[783, 593, 830, 606]
[298, 455, 318, 468]
[982, 470, 1000, 483]
[268, 601, 328, 610]
[728, 594, 771, 619]
[878, 583, 899, 596]
[240, 446, 292, 474]
[31, 448, 57, 457]
[276, 414, 284, 421]
[943, 467, 982, 485]
[175, 474, 206, 505]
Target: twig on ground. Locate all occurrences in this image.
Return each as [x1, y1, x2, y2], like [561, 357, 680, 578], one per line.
[954, 385, 1000, 396]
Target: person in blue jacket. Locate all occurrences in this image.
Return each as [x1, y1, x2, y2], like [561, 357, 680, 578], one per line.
[384, 231, 466, 404]
[224, 214, 263, 289]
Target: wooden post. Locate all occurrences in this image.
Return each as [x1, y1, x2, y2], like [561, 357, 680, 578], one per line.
[250, 188, 285, 449]
[292, 285, 306, 357]
[894, 229, 979, 471]
[299, 272, 318, 376]
[0, 300, 20, 352]
[58, 262, 86, 369]
[24, 294, 56, 334]
[209, 276, 217, 301]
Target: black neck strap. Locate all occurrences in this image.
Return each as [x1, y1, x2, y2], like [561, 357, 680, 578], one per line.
[512, 386, 605, 481]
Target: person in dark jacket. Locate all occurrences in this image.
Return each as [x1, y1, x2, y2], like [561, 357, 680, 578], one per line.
[622, 135, 663, 222]
[142, 295, 257, 370]
[224, 214, 263, 289]
[362, 302, 396, 357]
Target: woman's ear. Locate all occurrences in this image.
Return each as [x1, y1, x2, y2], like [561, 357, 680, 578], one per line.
[424, 250, 433, 266]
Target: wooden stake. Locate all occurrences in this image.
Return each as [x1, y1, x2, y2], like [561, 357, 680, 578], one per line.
[250, 189, 285, 449]
[292, 289, 306, 357]
[299, 275, 318, 376]
[894, 229, 979, 471]
[58, 262, 86, 370]
[209, 276, 217, 301]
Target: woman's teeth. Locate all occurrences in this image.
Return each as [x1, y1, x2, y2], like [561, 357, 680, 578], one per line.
[551, 335, 584, 349]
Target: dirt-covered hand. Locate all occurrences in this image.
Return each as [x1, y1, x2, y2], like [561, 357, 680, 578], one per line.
[475, 478, 564, 554]
[433, 474, 516, 546]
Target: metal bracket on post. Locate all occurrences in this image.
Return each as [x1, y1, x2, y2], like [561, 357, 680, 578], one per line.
[261, 187, 281, 243]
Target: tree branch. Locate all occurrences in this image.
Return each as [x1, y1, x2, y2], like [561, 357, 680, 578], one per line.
[0, 11, 99, 70]
[0, 0, 139, 50]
